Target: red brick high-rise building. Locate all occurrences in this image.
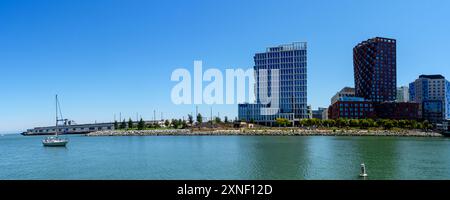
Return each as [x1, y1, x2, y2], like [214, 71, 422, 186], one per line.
[354, 37, 397, 102]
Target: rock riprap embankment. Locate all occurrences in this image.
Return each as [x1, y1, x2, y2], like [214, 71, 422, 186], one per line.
[86, 129, 442, 137]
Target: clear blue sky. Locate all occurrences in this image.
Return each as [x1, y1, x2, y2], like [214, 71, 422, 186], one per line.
[1, 0, 449, 133]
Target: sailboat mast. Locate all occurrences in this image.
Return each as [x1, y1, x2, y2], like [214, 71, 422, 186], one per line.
[55, 95, 58, 137]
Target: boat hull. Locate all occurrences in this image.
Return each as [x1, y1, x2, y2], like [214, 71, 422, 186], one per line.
[42, 141, 68, 147]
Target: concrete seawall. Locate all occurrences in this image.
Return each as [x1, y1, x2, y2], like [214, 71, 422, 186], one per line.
[86, 129, 443, 137]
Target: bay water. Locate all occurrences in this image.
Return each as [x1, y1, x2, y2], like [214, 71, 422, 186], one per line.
[1, 134, 449, 180]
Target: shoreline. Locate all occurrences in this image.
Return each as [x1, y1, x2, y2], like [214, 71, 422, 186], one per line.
[86, 129, 443, 137]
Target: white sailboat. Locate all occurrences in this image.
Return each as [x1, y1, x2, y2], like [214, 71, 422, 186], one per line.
[42, 95, 68, 147]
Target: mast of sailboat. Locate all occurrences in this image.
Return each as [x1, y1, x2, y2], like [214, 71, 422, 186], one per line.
[55, 95, 58, 137]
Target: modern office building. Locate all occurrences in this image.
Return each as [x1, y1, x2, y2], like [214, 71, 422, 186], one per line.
[354, 37, 397, 102]
[307, 105, 313, 119]
[326, 37, 424, 121]
[331, 87, 355, 105]
[422, 100, 445, 123]
[396, 86, 410, 102]
[238, 42, 308, 125]
[322, 108, 329, 120]
[312, 107, 327, 119]
[328, 97, 376, 120]
[409, 74, 450, 123]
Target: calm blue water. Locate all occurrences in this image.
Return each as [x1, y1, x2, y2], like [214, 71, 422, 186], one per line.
[1, 134, 450, 180]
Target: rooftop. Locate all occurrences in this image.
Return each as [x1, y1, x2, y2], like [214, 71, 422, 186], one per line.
[419, 74, 446, 79]
[340, 87, 355, 93]
[355, 37, 396, 48]
[371, 37, 396, 42]
[265, 42, 307, 52]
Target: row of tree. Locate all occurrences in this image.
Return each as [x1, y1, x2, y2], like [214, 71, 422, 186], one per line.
[113, 114, 233, 130]
[113, 116, 432, 131]
[275, 118, 433, 130]
[187, 114, 230, 125]
[113, 118, 184, 130]
[114, 119, 135, 130]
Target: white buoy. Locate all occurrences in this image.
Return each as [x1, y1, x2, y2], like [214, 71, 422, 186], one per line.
[359, 163, 368, 177]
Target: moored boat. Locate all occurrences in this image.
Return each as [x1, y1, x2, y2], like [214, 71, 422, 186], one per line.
[43, 136, 68, 147]
[42, 95, 69, 147]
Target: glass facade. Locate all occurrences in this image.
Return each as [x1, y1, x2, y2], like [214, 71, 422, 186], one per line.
[409, 75, 450, 123]
[409, 82, 415, 102]
[447, 81, 450, 119]
[396, 86, 409, 102]
[238, 42, 308, 123]
[354, 37, 397, 102]
[423, 100, 444, 123]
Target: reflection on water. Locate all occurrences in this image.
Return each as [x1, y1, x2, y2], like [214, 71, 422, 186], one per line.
[0, 134, 449, 180]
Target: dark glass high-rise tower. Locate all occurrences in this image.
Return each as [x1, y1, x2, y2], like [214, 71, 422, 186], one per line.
[353, 37, 397, 102]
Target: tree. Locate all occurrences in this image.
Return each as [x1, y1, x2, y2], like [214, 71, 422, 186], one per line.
[149, 122, 161, 129]
[366, 119, 376, 127]
[336, 118, 348, 128]
[214, 117, 221, 124]
[275, 118, 290, 127]
[377, 119, 386, 128]
[398, 120, 407, 129]
[172, 119, 183, 128]
[164, 119, 171, 127]
[314, 119, 323, 127]
[412, 120, 419, 129]
[128, 118, 133, 129]
[329, 119, 336, 127]
[188, 114, 194, 125]
[181, 120, 188, 129]
[197, 113, 203, 124]
[360, 119, 370, 129]
[391, 119, 398, 128]
[306, 119, 321, 127]
[120, 119, 127, 129]
[417, 122, 424, 130]
[114, 120, 119, 130]
[299, 119, 307, 127]
[304, 119, 312, 126]
[137, 118, 145, 130]
[324, 119, 336, 127]
[350, 119, 360, 127]
[382, 119, 394, 130]
[322, 119, 330, 127]
[423, 120, 432, 130]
